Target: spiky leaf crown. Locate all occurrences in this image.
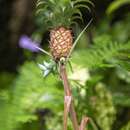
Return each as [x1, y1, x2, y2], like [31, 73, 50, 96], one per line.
[36, 0, 93, 29]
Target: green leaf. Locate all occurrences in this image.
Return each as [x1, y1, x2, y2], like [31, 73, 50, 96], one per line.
[120, 122, 130, 130]
[73, 0, 94, 7]
[36, 0, 46, 8]
[113, 94, 130, 107]
[107, 0, 130, 14]
[88, 83, 116, 130]
[71, 36, 130, 69]
[71, 15, 83, 21]
[2, 61, 63, 130]
[73, 8, 83, 18]
[75, 4, 91, 12]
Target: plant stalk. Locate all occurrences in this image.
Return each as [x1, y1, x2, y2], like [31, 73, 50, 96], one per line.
[60, 64, 79, 130]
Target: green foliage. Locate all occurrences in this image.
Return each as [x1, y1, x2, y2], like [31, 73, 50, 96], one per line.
[0, 91, 12, 130]
[107, 0, 130, 14]
[5, 35, 130, 130]
[1, 35, 130, 130]
[0, 73, 16, 130]
[0, 61, 64, 130]
[35, 0, 93, 29]
[72, 35, 130, 70]
[0, 73, 15, 90]
[38, 60, 57, 77]
[116, 67, 130, 83]
[88, 83, 116, 130]
[110, 15, 130, 42]
[46, 114, 74, 130]
[120, 122, 130, 130]
[94, 14, 130, 44]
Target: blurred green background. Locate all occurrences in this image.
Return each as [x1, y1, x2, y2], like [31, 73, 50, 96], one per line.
[0, 0, 130, 130]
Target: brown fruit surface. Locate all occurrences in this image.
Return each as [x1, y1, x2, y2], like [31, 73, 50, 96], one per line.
[50, 27, 73, 61]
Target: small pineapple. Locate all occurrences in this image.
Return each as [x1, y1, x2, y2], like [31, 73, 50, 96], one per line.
[36, 0, 93, 61]
[50, 27, 73, 61]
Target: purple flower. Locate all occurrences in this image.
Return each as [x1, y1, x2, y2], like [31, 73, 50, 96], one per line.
[19, 35, 40, 52]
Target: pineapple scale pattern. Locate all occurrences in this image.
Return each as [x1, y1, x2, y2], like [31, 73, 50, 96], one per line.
[50, 27, 73, 61]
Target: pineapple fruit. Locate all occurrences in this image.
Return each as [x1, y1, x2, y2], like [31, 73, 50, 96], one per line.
[36, 0, 92, 62]
[50, 27, 73, 61]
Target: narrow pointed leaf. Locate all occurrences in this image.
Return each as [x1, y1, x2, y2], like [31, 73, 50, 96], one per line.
[38, 64, 47, 71]
[67, 18, 93, 59]
[44, 69, 51, 77]
[73, 0, 94, 7]
[73, 8, 83, 18]
[36, 1, 47, 7]
[75, 4, 91, 12]
[43, 61, 50, 68]
[72, 15, 83, 22]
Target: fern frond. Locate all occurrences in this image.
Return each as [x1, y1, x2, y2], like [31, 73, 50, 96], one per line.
[2, 61, 63, 130]
[71, 36, 130, 69]
[0, 101, 13, 130]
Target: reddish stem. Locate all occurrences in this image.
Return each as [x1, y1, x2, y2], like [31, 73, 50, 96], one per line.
[60, 64, 79, 130]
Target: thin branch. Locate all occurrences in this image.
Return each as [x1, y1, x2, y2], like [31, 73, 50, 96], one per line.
[79, 117, 89, 130]
[59, 64, 79, 130]
[64, 96, 72, 130]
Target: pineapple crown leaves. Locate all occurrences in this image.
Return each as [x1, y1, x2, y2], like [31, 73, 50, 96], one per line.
[35, 0, 93, 29]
